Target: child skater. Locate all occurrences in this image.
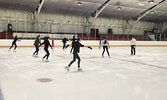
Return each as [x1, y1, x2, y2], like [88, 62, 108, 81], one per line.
[62, 36, 69, 50]
[102, 37, 110, 58]
[65, 38, 92, 71]
[39, 37, 53, 62]
[33, 35, 41, 57]
[130, 37, 136, 55]
[70, 36, 77, 53]
[8, 35, 20, 52]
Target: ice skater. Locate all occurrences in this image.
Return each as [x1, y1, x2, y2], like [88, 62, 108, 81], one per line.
[62, 37, 69, 49]
[65, 38, 92, 71]
[8, 35, 20, 52]
[70, 36, 77, 53]
[99, 39, 102, 49]
[39, 37, 53, 62]
[102, 37, 110, 57]
[130, 37, 136, 55]
[33, 35, 41, 57]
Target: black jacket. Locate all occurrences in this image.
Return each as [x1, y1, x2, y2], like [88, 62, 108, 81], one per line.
[62, 38, 68, 43]
[73, 41, 84, 53]
[13, 37, 18, 43]
[71, 37, 77, 44]
[34, 38, 41, 45]
[39, 40, 52, 49]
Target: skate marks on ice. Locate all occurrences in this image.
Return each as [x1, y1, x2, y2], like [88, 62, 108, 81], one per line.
[112, 57, 167, 70]
[56, 54, 100, 59]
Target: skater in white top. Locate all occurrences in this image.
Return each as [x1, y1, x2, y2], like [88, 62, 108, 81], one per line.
[130, 37, 136, 55]
[102, 37, 110, 57]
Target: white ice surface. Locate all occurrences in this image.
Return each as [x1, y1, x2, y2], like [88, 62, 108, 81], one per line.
[0, 47, 167, 100]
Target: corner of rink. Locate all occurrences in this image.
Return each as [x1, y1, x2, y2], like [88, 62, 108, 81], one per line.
[0, 88, 4, 100]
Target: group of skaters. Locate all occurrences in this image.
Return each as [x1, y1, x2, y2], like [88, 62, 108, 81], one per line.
[8, 35, 136, 71]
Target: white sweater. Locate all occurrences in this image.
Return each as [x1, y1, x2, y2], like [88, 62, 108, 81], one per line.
[131, 38, 136, 45]
[102, 39, 110, 46]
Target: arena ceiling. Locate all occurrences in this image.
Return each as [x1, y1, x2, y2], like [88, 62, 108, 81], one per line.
[0, 0, 167, 22]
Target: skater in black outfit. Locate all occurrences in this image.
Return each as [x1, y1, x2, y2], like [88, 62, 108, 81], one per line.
[39, 37, 53, 61]
[9, 35, 20, 52]
[70, 36, 77, 53]
[102, 37, 110, 57]
[130, 37, 136, 55]
[65, 38, 92, 71]
[62, 37, 69, 49]
[33, 35, 41, 57]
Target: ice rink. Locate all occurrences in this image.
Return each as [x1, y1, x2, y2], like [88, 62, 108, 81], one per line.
[0, 47, 167, 100]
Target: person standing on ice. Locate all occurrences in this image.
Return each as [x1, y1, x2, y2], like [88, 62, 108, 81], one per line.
[130, 37, 136, 55]
[33, 35, 41, 57]
[99, 39, 102, 49]
[8, 35, 20, 52]
[70, 36, 77, 53]
[62, 37, 69, 49]
[65, 38, 92, 71]
[102, 37, 110, 58]
[39, 37, 53, 62]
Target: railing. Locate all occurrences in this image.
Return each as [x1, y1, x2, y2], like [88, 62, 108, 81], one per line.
[1, 31, 166, 41]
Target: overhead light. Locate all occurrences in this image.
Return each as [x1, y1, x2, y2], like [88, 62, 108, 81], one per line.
[117, 7, 122, 10]
[77, 2, 82, 6]
[150, 11, 154, 13]
[148, 0, 154, 4]
[138, 3, 145, 6]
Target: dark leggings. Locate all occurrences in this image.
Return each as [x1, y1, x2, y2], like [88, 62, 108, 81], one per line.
[68, 53, 81, 68]
[33, 45, 39, 55]
[63, 43, 66, 49]
[70, 45, 74, 53]
[9, 42, 17, 50]
[131, 45, 136, 55]
[102, 46, 110, 56]
[43, 48, 50, 59]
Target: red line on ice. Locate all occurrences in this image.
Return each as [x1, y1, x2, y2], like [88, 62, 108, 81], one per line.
[113, 57, 167, 70]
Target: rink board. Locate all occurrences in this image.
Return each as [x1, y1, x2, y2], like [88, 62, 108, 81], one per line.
[0, 39, 167, 47]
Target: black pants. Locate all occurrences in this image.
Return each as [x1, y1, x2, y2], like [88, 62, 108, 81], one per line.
[63, 43, 66, 49]
[70, 45, 74, 53]
[131, 45, 136, 55]
[43, 48, 50, 59]
[68, 53, 81, 68]
[9, 42, 17, 50]
[33, 45, 39, 55]
[102, 46, 110, 56]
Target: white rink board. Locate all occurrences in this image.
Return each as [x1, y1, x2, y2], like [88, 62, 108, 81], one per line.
[0, 39, 167, 46]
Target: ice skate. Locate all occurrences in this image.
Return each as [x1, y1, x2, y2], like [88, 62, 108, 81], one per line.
[35, 55, 39, 58]
[41, 58, 45, 61]
[65, 66, 70, 71]
[32, 54, 35, 57]
[78, 68, 82, 71]
[45, 59, 49, 62]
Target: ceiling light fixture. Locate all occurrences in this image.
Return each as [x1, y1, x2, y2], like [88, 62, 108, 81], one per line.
[117, 7, 122, 10]
[77, 2, 82, 6]
[138, 2, 145, 6]
[148, 0, 154, 4]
